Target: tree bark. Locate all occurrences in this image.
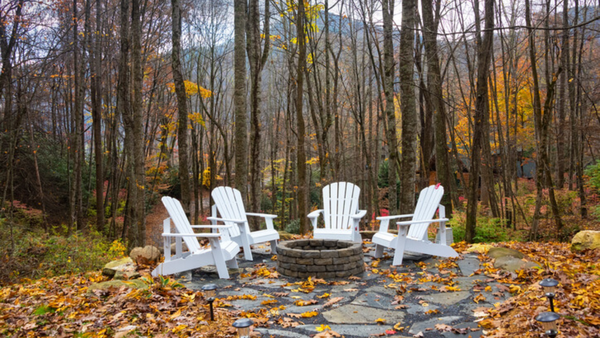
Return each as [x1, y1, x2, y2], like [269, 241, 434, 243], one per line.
[171, 0, 190, 213]
[296, 0, 308, 235]
[234, 0, 248, 201]
[399, 0, 417, 213]
[465, 0, 494, 243]
[382, 0, 399, 214]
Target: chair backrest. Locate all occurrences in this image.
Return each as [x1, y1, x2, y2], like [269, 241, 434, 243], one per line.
[322, 182, 361, 231]
[407, 185, 444, 240]
[162, 196, 202, 253]
[211, 187, 246, 237]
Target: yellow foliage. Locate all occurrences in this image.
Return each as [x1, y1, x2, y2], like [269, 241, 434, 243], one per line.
[166, 80, 212, 98]
[202, 167, 211, 188]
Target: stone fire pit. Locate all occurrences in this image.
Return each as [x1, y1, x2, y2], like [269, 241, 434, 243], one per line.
[277, 239, 364, 278]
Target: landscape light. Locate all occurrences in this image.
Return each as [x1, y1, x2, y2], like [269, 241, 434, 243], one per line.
[201, 284, 218, 321]
[540, 278, 559, 312]
[232, 318, 253, 338]
[535, 311, 559, 338]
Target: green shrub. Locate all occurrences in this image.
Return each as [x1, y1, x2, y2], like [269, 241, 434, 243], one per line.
[0, 221, 126, 285]
[448, 208, 523, 243]
[285, 219, 301, 234]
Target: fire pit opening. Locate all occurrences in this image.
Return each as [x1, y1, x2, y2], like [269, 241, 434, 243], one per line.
[277, 239, 365, 278]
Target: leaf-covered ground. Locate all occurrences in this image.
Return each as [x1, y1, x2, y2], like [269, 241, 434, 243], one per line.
[0, 241, 598, 337]
[467, 242, 600, 337]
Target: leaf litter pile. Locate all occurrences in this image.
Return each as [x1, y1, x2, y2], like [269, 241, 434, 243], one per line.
[0, 241, 598, 337]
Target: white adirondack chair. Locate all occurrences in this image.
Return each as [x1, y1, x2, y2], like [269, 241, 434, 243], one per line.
[372, 185, 458, 266]
[209, 187, 279, 261]
[152, 196, 240, 279]
[308, 182, 366, 243]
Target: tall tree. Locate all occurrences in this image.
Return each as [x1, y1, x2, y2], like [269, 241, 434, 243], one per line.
[91, 0, 104, 232]
[247, 0, 270, 223]
[382, 0, 399, 214]
[296, 0, 308, 234]
[130, 0, 145, 245]
[398, 0, 417, 213]
[171, 0, 190, 212]
[421, 0, 455, 215]
[465, 0, 494, 243]
[234, 0, 248, 201]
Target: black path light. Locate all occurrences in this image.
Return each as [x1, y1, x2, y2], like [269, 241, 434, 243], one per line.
[540, 278, 559, 312]
[201, 283, 218, 321]
[232, 318, 254, 338]
[535, 311, 560, 338]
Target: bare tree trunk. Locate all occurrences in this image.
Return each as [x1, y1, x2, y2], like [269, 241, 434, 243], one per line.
[466, 0, 494, 243]
[398, 0, 417, 213]
[131, 0, 145, 245]
[234, 0, 248, 201]
[421, 0, 456, 214]
[72, 0, 85, 231]
[91, 0, 104, 232]
[171, 0, 190, 213]
[382, 0, 399, 214]
[296, 0, 308, 234]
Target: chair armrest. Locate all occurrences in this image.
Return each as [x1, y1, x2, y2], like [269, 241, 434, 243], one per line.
[307, 209, 323, 218]
[207, 216, 246, 224]
[246, 212, 278, 219]
[162, 232, 222, 238]
[351, 210, 367, 219]
[190, 224, 234, 229]
[307, 209, 323, 230]
[395, 218, 449, 226]
[376, 214, 414, 221]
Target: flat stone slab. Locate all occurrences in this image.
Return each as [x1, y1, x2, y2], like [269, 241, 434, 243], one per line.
[420, 291, 471, 306]
[351, 292, 396, 310]
[409, 316, 462, 334]
[457, 256, 481, 276]
[322, 304, 405, 324]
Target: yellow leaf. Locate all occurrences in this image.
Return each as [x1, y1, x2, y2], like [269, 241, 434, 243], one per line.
[375, 318, 385, 324]
[316, 324, 331, 332]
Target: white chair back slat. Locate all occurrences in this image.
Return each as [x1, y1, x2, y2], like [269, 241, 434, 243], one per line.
[211, 187, 246, 237]
[323, 183, 332, 229]
[322, 182, 360, 231]
[407, 185, 444, 240]
[162, 196, 201, 253]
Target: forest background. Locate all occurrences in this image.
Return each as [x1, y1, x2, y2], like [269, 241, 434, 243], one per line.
[1, 0, 600, 284]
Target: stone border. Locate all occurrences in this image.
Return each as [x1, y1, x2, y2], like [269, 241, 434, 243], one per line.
[277, 239, 365, 278]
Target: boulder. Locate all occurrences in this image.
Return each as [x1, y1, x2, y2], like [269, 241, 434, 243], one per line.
[102, 257, 139, 279]
[488, 247, 524, 259]
[571, 230, 600, 252]
[87, 279, 148, 296]
[493, 256, 539, 272]
[130, 245, 161, 263]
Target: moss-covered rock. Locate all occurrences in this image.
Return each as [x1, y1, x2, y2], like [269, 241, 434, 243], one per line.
[86, 279, 148, 296]
[571, 230, 600, 252]
[493, 256, 539, 272]
[488, 247, 524, 259]
[102, 257, 137, 279]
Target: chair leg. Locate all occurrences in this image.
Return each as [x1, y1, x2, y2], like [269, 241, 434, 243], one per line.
[392, 224, 409, 266]
[270, 240, 278, 254]
[374, 244, 384, 258]
[209, 239, 230, 279]
[239, 226, 253, 261]
[227, 258, 238, 269]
